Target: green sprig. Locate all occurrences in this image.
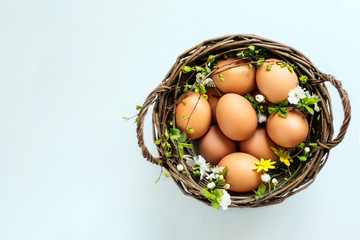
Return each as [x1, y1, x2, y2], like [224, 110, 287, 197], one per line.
[218, 74, 224, 82]
[254, 184, 267, 200]
[297, 96, 320, 115]
[268, 100, 289, 118]
[299, 75, 308, 84]
[244, 93, 265, 115]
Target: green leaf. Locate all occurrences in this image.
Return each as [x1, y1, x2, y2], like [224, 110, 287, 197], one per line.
[122, 116, 129, 120]
[222, 167, 228, 178]
[217, 179, 225, 186]
[213, 189, 224, 198]
[187, 127, 195, 134]
[248, 45, 255, 52]
[304, 105, 314, 115]
[279, 100, 289, 107]
[257, 58, 265, 66]
[183, 84, 191, 93]
[248, 63, 253, 69]
[180, 143, 193, 148]
[207, 55, 216, 62]
[258, 183, 266, 194]
[299, 75, 308, 84]
[266, 64, 272, 71]
[164, 129, 169, 140]
[163, 172, 170, 178]
[302, 97, 320, 105]
[211, 199, 221, 211]
[298, 155, 308, 161]
[195, 66, 204, 72]
[170, 135, 179, 144]
[277, 61, 286, 68]
[178, 145, 184, 160]
[219, 74, 224, 82]
[268, 107, 278, 115]
[236, 51, 245, 58]
[164, 151, 171, 157]
[278, 110, 287, 118]
[254, 183, 267, 200]
[169, 120, 173, 126]
[179, 132, 187, 143]
[205, 66, 211, 73]
[245, 93, 254, 102]
[288, 65, 294, 72]
[170, 128, 181, 136]
[157, 160, 162, 164]
[309, 143, 318, 148]
[297, 142, 305, 149]
[182, 66, 193, 73]
[136, 105, 142, 110]
[155, 139, 162, 145]
[201, 189, 215, 200]
[198, 83, 206, 92]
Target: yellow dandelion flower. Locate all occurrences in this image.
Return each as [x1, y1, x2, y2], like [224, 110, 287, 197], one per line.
[271, 146, 293, 166]
[252, 158, 276, 173]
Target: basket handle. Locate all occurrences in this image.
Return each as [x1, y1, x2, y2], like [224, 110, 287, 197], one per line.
[136, 83, 171, 164]
[321, 74, 351, 149]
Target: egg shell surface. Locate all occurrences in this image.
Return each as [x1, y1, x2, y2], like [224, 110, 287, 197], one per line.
[256, 58, 298, 104]
[216, 93, 258, 141]
[206, 88, 223, 123]
[199, 125, 237, 165]
[175, 92, 211, 139]
[238, 126, 277, 160]
[266, 109, 309, 148]
[213, 58, 256, 95]
[218, 152, 262, 193]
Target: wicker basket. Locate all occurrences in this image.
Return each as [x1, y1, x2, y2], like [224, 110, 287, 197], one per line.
[136, 34, 351, 208]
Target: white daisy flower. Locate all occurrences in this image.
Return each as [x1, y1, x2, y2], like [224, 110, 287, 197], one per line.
[261, 173, 271, 183]
[314, 102, 320, 112]
[257, 113, 267, 123]
[184, 155, 210, 180]
[272, 178, 278, 186]
[218, 190, 231, 210]
[288, 86, 307, 104]
[176, 164, 184, 172]
[255, 94, 265, 103]
[207, 182, 216, 189]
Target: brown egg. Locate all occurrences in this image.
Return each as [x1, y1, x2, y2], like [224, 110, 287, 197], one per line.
[238, 126, 277, 160]
[199, 125, 237, 165]
[206, 88, 223, 123]
[218, 152, 262, 193]
[175, 92, 211, 139]
[266, 109, 309, 148]
[256, 58, 298, 103]
[216, 93, 258, 141]
[213, 58, 256, 95]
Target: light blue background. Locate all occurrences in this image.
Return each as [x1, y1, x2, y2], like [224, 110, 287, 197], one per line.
[0, 0, 359, 239]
